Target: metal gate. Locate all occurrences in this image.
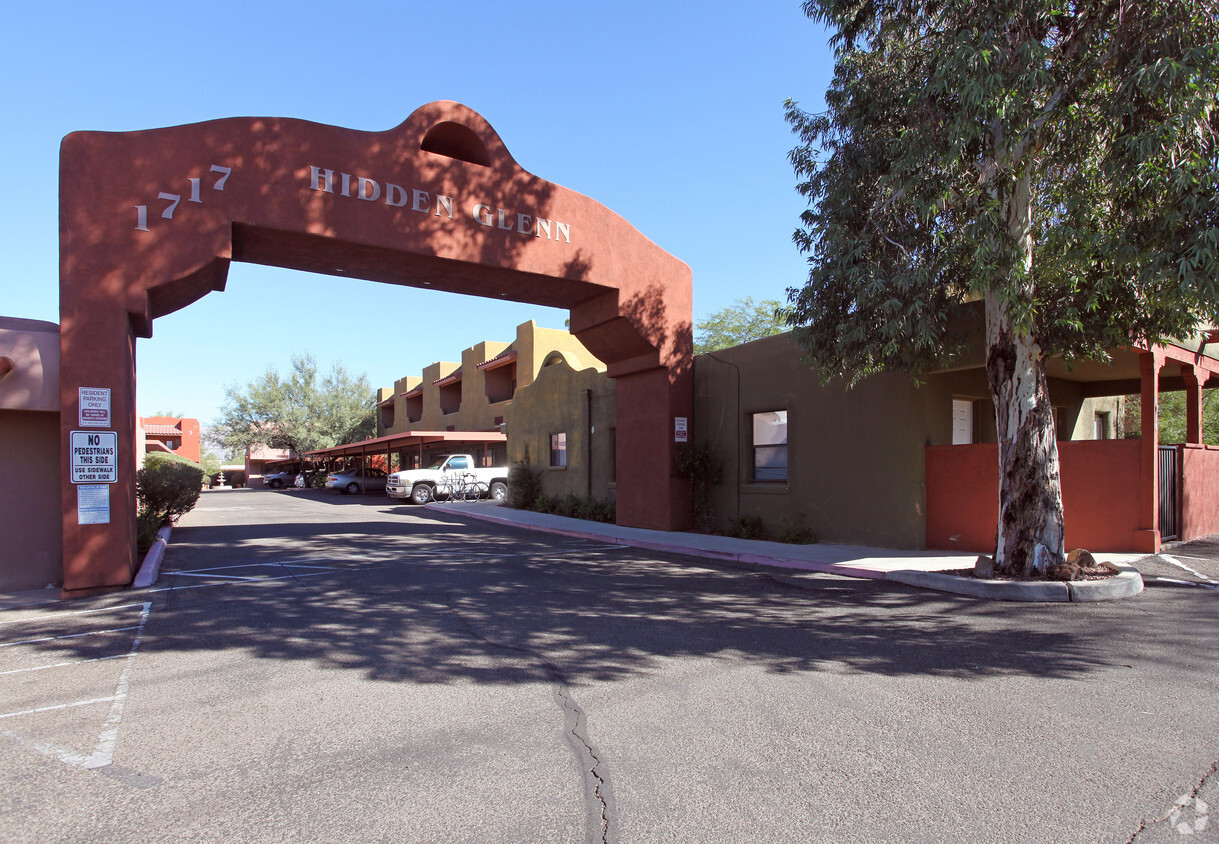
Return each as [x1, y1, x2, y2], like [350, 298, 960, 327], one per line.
[1159, 445, 1180, 542]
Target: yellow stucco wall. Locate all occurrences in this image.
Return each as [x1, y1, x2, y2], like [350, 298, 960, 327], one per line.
[377, 320, 605, 440]
[506, 356, 616, 503]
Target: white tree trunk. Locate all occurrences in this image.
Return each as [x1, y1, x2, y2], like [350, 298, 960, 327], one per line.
[985, 174, 1066, 576]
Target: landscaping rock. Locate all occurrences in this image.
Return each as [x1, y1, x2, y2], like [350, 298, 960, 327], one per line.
[972, 555, 995, 578]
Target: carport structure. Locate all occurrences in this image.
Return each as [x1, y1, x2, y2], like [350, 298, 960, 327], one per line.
[307, 430, 507, 494]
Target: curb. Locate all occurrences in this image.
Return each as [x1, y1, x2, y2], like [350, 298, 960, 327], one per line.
[428, 504, 896, 580]
[133, 524, 172, 588]
[885, 563, 1144, 602]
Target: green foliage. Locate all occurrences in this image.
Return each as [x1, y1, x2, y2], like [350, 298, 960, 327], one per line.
[210, 353, 377, 461]
[506, 444, 543, 510]
[136, 511, 164, 557]
[694, 297, 787, 355]
[200, 450, 222, 480]
[784, 1, 1219, 378]
[1123, 391, 1219, 445]
[672, 441, 723, 533]
[724, 514, 765, 540]
[532, 492, 615, 523]
[777, 516, 818, 545]
[136, 454, 204, 554]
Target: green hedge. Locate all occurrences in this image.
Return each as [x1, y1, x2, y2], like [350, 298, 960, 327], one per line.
[136, 454, 204, 554]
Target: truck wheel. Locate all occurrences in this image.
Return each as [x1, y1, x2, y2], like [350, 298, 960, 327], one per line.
[489, 481, 507, 502]
[269, 479, 283, 489]
[410, 484, 433, 505]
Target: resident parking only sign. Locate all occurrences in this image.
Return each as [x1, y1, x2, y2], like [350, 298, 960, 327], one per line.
[79, 387, 111, 427]
[70, 430, 118, 483]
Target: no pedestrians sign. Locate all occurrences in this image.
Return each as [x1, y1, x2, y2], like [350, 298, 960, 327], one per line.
[70, 430, 118, 483]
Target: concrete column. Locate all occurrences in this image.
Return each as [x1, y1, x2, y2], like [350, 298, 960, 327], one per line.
[1136, 351, 1165, 553]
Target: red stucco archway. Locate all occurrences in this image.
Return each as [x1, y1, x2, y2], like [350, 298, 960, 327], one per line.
[59, 101, 692, 596]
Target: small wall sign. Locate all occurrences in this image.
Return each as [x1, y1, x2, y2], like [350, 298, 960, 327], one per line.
[674, 417, 688, 443]
[77, 484, 111, 525]
[79, 387, 111, 427]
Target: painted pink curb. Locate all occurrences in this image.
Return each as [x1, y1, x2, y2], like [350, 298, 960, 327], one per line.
[133, 524, 172, 588]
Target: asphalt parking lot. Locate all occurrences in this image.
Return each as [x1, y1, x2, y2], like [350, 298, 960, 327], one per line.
[2, 488, 1216, 843]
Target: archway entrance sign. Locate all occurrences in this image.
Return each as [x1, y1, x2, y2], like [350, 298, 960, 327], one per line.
[59, 101, 693, 595]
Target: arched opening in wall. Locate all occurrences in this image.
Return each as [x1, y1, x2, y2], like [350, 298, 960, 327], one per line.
[136, 262, 568, 459]
[57, 101, 694, 595]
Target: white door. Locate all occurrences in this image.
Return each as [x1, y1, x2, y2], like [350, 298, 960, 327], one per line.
[952, 400, 973, 445]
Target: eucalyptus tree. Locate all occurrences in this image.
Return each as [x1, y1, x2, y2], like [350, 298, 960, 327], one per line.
[211, 353, 376, 464]
[784, 0, 1219, 576]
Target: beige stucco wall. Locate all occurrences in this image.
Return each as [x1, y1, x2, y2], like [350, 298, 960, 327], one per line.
[694, 332, 1136, 550]
[696, 334, 942, 549]
[507, 356, 616, 503]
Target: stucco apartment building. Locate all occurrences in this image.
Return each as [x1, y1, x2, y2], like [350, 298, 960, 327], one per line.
[510, 301, 1219, 554]
[137, 415, 201, 465]
[373, 320, 606, 472]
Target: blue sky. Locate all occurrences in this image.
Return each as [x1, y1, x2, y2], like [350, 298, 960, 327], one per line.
[2, 1, 832, 431]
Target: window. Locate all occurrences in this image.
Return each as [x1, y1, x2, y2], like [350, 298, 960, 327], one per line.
[550, 432, 567, 467]
[952, 399, 973, 445]
[751, 411, 787, 481]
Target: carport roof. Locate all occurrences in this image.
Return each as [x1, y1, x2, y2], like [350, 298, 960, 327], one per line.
[306, 430, 506, 458]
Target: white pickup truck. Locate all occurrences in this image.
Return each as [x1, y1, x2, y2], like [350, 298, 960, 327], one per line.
[386, 453, 509, 504]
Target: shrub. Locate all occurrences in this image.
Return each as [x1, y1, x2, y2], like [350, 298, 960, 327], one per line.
[777, 517, 818, 545]
[136, 511, 164, 557]
[724, 514, 766, 540]
[672, 441, 722, 533]
[137, 453, 204, 528]
[506, 444, 543, 510]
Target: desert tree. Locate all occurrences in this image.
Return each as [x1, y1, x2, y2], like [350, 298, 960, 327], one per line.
[210, 354, 376, 465]
[785, 0, 1219, 575]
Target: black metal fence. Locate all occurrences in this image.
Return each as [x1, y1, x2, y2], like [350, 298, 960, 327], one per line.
[1159, 444, 1180, 542]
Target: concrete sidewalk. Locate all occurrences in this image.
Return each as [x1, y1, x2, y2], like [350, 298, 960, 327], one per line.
[426, 500, 1064, 577]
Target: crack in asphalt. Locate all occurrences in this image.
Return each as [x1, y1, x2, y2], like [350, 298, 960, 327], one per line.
[1128, 759, 1218, 842]
[445, 593, 611, 844]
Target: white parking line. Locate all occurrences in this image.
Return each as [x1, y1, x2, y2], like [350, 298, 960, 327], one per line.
[0, 602, 148, 626]
[0, 625, 143, 648]
[1160, 555, 1219, 586]
[0, 601, 151, 770]
[0, 695, 119, 721]
[0, 654, 127, 677]
[1158, 577, 1219, 591]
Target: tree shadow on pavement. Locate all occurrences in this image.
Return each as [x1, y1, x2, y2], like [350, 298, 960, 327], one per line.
[34, 510, 1219, 688]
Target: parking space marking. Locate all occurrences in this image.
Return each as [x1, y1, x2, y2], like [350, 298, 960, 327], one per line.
[0, 654, 127, 677]
[1157, 576, 1219, 591]
[0, 601, 151, 770]
[0, 602, 148, 627]
[0, 625, 143, 648]
[1159, 554, 1219, 586]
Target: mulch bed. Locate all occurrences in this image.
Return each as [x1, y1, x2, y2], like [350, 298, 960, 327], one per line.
[939, 563, 1119, 582]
